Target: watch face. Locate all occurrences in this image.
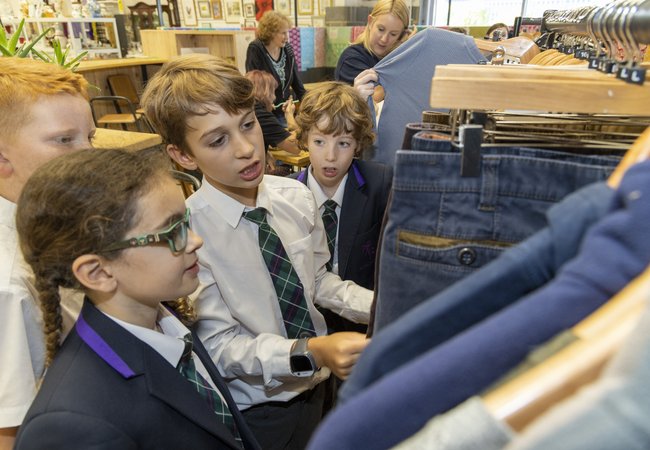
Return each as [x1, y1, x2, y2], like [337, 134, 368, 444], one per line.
[291, 355, 313, 373]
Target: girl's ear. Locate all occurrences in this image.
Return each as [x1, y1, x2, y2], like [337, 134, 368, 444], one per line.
[167, 144, 198, 171]
[72, 254, 117, 293]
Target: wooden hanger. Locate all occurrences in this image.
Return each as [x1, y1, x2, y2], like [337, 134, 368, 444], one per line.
[527, 49, 558, 65]
[430, 63, 650, 115]
[482, 262, 650, 431]
[473, 36, 541, 64]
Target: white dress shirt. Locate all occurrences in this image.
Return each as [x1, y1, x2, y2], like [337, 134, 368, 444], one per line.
[189, 175, 372, 409]
[0, 196, 81, 427]
[306, 168, 348, 275]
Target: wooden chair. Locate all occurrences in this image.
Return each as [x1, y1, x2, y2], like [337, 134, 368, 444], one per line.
[99, 74, 154, 132]
[170, 167, 201, 198]
[89, 95, 152, 132]
[107, 74, 144, 113]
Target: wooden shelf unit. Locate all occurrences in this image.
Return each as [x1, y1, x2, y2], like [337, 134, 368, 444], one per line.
[140, 29, 254, 73]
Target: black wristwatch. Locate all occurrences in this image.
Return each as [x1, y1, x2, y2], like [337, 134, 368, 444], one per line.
[290, 338, 317, 377]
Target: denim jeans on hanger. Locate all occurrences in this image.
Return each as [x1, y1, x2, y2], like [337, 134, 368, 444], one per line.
[372, 134, 621, 332]
[312, 160, 650, 450]
[341, 181, 614, 404]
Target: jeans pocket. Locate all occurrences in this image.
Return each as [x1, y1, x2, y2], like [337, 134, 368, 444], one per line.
[396, 230, 512, 272]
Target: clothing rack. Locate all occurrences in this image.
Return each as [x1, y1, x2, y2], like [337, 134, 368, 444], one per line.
[541, 0, 650, 44]
[429, 63, 650, 115]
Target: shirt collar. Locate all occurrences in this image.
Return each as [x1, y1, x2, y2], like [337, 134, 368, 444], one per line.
[106, 305, 189, 368]
[306, 167, 348, 209]
[201, 177, 274, 228]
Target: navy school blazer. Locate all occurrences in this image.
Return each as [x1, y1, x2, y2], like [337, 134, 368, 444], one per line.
[293, 159, 392, 290]
[14, 299, 261, 450]
[292, 160, 392, 333]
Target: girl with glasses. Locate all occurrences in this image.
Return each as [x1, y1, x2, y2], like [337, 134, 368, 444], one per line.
[13, 148, 260, 450]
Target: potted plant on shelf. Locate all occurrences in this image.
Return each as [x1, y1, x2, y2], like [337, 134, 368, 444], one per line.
[0, 18, 49, 56]
[1, 18, 87, 70]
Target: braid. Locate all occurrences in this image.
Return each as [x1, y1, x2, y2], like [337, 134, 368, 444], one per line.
[34, 275, 64, 367]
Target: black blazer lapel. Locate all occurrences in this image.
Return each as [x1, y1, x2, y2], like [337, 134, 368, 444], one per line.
[191, 331, 262, 450]
[143, 350, 242, 449]
[78, 301, 242, 449]
[338, 163, 368, 279]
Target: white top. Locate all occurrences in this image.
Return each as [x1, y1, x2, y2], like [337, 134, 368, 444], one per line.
[189, 175, 372, 409]
[0, 196, 81, 427]
[306, 168, 348, 276]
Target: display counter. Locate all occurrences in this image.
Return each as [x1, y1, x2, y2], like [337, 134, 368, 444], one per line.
[76, 57, 168, 74]
[94, 128, 162, 152]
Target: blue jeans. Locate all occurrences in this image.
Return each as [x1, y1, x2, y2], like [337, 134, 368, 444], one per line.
[311, 160, 650, 450]
[341, 181, 614, 403]
[372, 136, 621, 332]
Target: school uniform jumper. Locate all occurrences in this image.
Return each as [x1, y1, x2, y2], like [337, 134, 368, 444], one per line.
[335, 43, 381, 85]
[294, 159, 393, 290]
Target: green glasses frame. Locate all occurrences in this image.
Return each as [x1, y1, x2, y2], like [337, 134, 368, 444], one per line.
[102, 208, 191, 254]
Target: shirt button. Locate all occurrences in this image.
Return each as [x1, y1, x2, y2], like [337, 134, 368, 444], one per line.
[457, 247, 477, 266]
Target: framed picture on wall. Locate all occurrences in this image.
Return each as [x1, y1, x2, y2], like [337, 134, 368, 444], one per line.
[275, 0, 290, 16]
[197, 0, 212, 18]
[224, 0, 242, 23]
[243, 0, 255, 18]
[211, 0, 223, 19]
[318, 0, 329, 17]
[297, 0, 312, 15]
[180, 0, 198, 26]
[244, 19, 256, 28]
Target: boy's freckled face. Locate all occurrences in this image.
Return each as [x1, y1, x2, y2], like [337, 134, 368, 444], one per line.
[183, 104, 266, 205]
[0, 93, 95, 202]
[307, 117, 357, 194]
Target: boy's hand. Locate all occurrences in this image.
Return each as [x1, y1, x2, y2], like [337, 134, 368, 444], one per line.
[353, 69, 378, 100]
[308, 332, 370, 379]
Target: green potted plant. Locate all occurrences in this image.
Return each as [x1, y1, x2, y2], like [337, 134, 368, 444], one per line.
[1, 18, 87, 70]
[0, 18, 50, 57]
[31, 38, 88, 70]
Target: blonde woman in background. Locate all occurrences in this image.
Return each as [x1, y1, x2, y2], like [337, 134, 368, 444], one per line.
[335, 0, 411, 102]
